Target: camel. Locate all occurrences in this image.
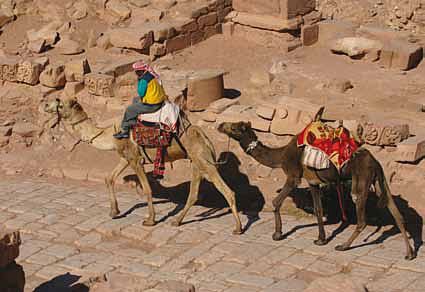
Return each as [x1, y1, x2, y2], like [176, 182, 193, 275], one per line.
[217, 112, 416, 260]
[44, 98, 242, 234]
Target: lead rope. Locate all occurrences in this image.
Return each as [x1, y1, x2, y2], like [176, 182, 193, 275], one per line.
[213, 136, 231, 165]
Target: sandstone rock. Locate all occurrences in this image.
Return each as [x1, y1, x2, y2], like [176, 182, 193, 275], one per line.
[302, 24, 319, 46]
[318, 20, 357, 46]
[65, 58, 91, 82]
[379, 40, 423, 71]
[26, 22, 61, 46]
[152, 0, 177, 10]
[64, 82, 85, 97]
[222, 22, 235, 39]
[303, 10, 322, 25]
[256, 105, 276, 120]
[216, 105, 252, 124]
[85, 73, 115, 97]
[358, 120, 410, 146]
[39, 64, 66, 88]
[55, 38, 84, 55]
[233, 12, 302, 31]
[0, 136, 9, 147]
[250, 71, 272, 86]
[270, 96, 322, 135]
[325, 78, 354, 93]
[97, 56, 142, 78]
[106, 0, 131, 20]
[202, 111, 217, 122]
[0, 57, 19, 82]
[305, 275, 366, 292]
[129, 0, 151, 8]
[331, 37, 383, 58]
[393, 135, 425, 162]
[33, 56, 49, 68]
[187, 70, 225, 111]
[28, 39, 46, 53]
[207, 98, 240, 114]
[17, 60, 43, 85]
[12, 122, 40, 138]
[165, 34, 190, 54]
[97, 34, 112, 50]
[0, 8, 14, 29]
[233, 0, 315, 20]
[108, 28, 153, 50]
[150, 43, 166, 59]
[0, 229, 21, 268]
[71, 0, 89, 20]
[251, 118, 271, 132]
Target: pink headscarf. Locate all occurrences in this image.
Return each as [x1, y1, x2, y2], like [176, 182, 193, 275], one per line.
[132, 60, 161, 81]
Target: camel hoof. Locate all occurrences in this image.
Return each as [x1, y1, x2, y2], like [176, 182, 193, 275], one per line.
[232, 229, 243, 235]
[272, 232, 283, 241]
[314, 239, 327, 246]
[335, 244, 349, 251]
[171, 220, 181, 227]
[109, 209, 120, 218]
[405, 252, 416, 261]
[143, 219, 156, 227]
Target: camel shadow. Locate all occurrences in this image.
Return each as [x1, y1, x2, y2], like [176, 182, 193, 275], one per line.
[34, 273, 88, 292]
[122, 152, 265, 232]
[285, 184, 423, 253]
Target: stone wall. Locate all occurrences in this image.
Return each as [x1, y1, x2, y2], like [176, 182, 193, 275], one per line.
[233, 0, 315, 20]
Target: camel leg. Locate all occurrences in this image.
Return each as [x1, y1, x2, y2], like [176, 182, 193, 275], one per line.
[105, 158, 129, 218]
[335, 176, 368, 251]
[386, 195, 416, 260]
[208, 167, 243, 235]
[171, 165, 202, 227]
[131, 161, 156, 226]
[310, 185, 327, 245]
[272, 179, 296, 241]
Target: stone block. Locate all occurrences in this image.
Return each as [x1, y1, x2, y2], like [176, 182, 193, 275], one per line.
[0, 229, 21, 268]
[317, 20, 358, 46]
[17, 60, 42, 85]
[0, 58, 19, 82]
[108, 28, 153, 50]
[198, 12, 218, 28]
[256, 105, 276, 120]
[251, 118, 271, 132]
[13, 122, 39, 138]
[303, 11, 322, 25]
[165, 34, 190, 54]
[64, 82, 85, 97]
[187, 70, 225, 111]
[358, 120, 410, 146]
[28, 39, 46, 54]
[281, 0, 316, 20]
[190, 30, 204, 45]
[270, 96, 322, 135]
[232, 0, 280, 16]
[233, 12, 302, 31]
[331, 37, 383, 58]
[207, 98, 240, 114]
[39, 64, 66, 88]
[84, 73, 115, 97]
[106, 0, 131, 20]
[302, 24, 319, 46]
[65, 58, 91, 82]
[393, 136, 425, 162]
[379, 40, 423, 71]
[97, 56, 142, 78]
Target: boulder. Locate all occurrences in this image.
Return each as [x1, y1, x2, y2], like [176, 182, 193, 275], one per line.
[39, 64, 66, 88]
[393, 135, 425, 162]
[379, 40, 423, 71]
[65, 58, 91, 82]
[187, 70, 225, 111]
[106, 0, 132, 20]
[304, 275, 367, 292]
[55, 38, 84, 55]
[0, 8, 14, 29]
[207, 98, 240, 114]
[270, 96, 322, 135]
[26, 21, 61, 46]
[108, 28, 153, 50]
[0, 229, 21, 268]
[331, 37, 383, 58]
[12, 122, 40, 138]
[17, 60, 43, 85]
[28, 39, 46, 54]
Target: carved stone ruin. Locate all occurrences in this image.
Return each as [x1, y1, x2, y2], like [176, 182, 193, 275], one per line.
[358, 121, 409, 146]
[187, 69, 225, 111]
[0, 59, 42, 85]
[84, 73, 115, 97]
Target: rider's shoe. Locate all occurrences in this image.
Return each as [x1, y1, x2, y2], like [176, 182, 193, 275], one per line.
[113, 131, 129, 139]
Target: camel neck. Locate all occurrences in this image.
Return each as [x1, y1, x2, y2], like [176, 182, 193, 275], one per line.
[239, 133, 285, 169]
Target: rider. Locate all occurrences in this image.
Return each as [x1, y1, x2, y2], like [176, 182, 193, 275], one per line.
[113, 61, 166, 139]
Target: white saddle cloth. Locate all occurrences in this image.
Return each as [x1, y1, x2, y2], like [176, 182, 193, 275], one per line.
[138, 101, 180, 131]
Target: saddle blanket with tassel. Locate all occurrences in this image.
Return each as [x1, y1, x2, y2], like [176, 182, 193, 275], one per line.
[297, 121, 359, 170]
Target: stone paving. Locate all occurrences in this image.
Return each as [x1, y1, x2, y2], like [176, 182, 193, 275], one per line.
[1, 178, 425, 292]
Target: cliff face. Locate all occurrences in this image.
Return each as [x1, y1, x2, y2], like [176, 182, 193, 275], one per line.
[317, 0, 425, 33]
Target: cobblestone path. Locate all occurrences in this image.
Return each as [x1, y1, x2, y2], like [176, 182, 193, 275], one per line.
[1, 178, 424, 291]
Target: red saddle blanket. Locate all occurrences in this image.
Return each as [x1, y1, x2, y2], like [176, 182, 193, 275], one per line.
[131, 121, 177, 177]
[297, 121, 359, 170]
[131, 121, 174, 148]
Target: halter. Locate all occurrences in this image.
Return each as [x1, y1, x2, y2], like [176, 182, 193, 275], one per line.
[245, 140, 259, 154]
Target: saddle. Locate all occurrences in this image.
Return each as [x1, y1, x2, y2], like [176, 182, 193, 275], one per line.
[297, 121, 359, 171]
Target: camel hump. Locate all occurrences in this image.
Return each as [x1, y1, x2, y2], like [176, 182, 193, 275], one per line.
[313, 106, 325, 122]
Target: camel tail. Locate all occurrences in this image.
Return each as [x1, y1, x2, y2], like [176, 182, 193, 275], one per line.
[376, 164, 390, 208]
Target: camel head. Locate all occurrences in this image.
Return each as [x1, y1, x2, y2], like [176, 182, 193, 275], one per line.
[44, 98, 87, 121]
[217, 121, 256, 141]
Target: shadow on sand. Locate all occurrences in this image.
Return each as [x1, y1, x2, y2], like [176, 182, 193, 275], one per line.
[285, 184, 423, 253]
[34, 273, 89, 292]
[122, 152, 265, 232]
